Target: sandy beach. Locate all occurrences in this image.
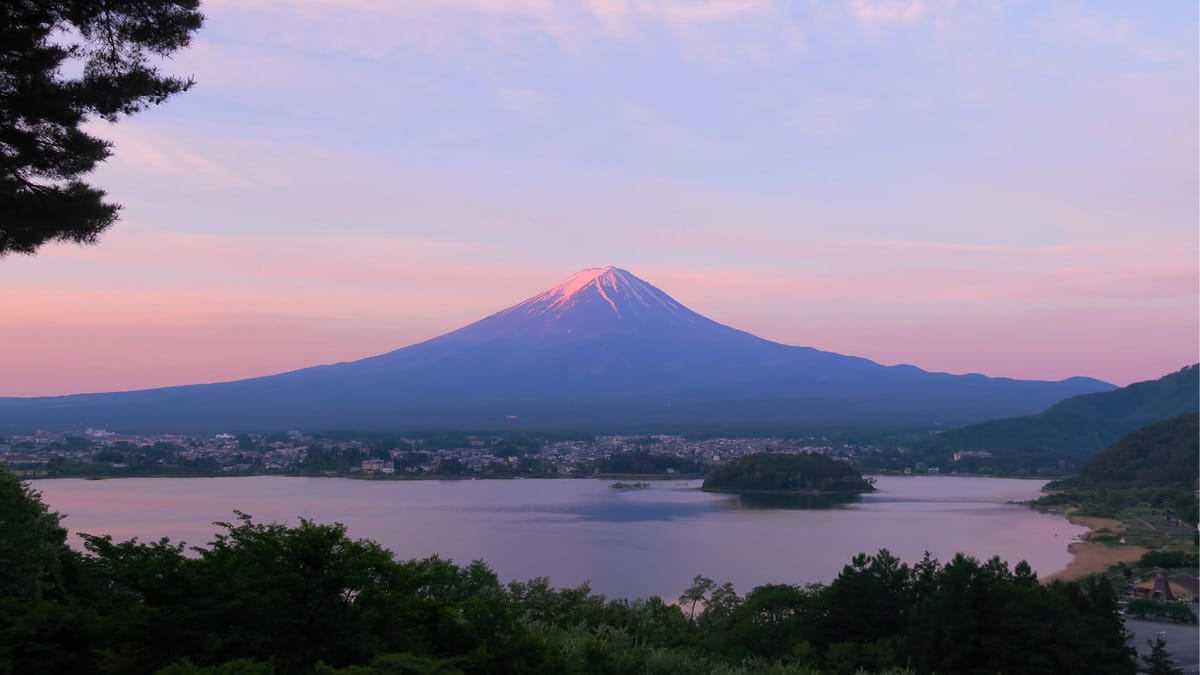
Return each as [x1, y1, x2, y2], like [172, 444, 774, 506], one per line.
[1043, 512, 1147, 583]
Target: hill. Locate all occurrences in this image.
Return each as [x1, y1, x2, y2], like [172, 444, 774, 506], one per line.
[702, 453, 874, 494]
[1035, 413, 1200, 532]
[921, 365, 1199, 457]
[1074, 413, 1199, 490]
[0, 267, 1112, 433]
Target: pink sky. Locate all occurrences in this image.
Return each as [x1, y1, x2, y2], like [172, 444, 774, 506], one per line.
[2, 0, 1197, 396]
[3, 226, 1195, 395]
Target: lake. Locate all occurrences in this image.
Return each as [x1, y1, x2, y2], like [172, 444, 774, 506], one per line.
[33, 475, 1087, 599]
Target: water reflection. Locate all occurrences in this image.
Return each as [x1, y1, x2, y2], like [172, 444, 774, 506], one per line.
[735, 492, 863, 509]
[441, 489, 740, 522]
[33, 475, 1088, 599]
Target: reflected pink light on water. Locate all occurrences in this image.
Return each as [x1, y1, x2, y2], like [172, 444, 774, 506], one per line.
[34, 476, 1090, 599]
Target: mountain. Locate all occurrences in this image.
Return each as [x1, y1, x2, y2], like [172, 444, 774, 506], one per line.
[921, 365, 1200, 456]
[0, 266, 1113, 433]
[1036, 413, 1200, 527]
[1073, 413, 1199, 489]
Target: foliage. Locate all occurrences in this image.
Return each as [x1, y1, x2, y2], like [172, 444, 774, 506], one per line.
[1137, 550, 1199, 570]
[703, 453, 874, 494]
[1124, 598, 1197, 624]
[0, 464, 1138, 674]
[0, 469, 69, 600]
[1, 0, 204, 255]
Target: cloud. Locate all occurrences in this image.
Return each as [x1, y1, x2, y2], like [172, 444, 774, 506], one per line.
[848, 0, 928, 28]
[1031, 2, 1181, 63]
[791, 95, 872, 137]
[85, 121, 291, 193]
[780, 23, 807, 53]
[497, 87, 551, 113]
[199, 0, 775, 60]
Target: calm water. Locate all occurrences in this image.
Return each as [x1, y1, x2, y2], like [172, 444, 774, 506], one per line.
[33, 475, 1087, 599]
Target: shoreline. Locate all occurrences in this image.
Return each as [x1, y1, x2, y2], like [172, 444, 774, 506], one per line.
[1043, 510, 1147, 583]
[23, 472, 701, 482]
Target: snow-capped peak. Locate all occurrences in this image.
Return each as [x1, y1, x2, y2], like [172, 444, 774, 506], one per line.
[470, 265, 705, 337]
[428, 265, 730, 346]
[506, 266, 668, 318]
[525, 266, 628, 313]
[544, 266, 622, 304]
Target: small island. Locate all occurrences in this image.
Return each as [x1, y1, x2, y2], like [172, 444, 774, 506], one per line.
[702, 453, 876, 495]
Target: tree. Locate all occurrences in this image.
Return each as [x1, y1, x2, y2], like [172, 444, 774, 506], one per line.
[1, 0, 204, 256]
[0, 466, 96, 674]
[0, 466, 70, 600]
[819, 549, 911, 647]
[187, 512, 399, 672]
[679, 575, 714, 620]
[1141, 635, 1182, 675]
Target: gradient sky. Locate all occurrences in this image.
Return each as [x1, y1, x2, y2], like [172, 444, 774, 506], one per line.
[2, 0, 1197, 396]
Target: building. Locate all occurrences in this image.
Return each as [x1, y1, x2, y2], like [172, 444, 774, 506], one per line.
[1132, 569, 1200, 603]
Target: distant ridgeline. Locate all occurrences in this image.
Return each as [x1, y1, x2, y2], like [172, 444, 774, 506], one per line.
[702, 453, 875, 494]
[916, 365, 1199, 473]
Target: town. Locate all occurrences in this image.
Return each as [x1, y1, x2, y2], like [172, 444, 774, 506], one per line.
[0, 428, 929, 479]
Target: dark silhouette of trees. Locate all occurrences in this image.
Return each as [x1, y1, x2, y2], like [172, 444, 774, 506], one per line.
[1141, 635, 1183, 675]
[0, 469, 69, 600]
[1, 0, 204, 256]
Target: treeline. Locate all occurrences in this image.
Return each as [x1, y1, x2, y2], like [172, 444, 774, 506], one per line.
[40, 440, 234, 478]
[594, 451, 703, 475]
[0, 467, 1138, 675]
[312, 430, 593, 454]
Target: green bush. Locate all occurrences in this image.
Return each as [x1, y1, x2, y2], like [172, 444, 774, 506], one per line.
[1138, 550, 1199, 570]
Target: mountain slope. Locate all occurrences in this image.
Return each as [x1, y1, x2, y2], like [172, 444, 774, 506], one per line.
[0, 266, 1113, 433]
[1074, 413, 1199, 489]
[922, 365, 1199, 455]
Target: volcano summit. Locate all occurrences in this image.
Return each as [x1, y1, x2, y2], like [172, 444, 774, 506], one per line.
[0, 267, 1112, 432]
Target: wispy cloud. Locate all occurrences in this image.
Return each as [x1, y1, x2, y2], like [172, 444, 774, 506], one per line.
[200, 0, 776, 61]
[791, 95, 872, 137]
[848, 0, 927, 28]
[497, 87, 551, 113]
[1031, 2, 1182, 63]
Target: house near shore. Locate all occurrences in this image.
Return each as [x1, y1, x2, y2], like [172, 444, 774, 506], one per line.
[1131, 569, 1199, 603]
